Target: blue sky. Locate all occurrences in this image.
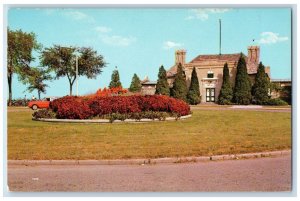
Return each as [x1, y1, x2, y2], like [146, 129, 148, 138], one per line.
[7, 7, 291, 99]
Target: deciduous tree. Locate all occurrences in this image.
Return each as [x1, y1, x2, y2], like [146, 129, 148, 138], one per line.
[40, 45, 106, 96]
[7, 28, 41, 105]
[26, 67, 52, 99]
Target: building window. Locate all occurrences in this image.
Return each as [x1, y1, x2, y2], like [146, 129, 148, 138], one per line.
[207, 70, 214, 78]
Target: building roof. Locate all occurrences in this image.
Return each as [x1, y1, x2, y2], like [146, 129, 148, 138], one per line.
[142, 81, 157, 85]
[167, 53, 242, 77]
[140, 76, 157, 85]
[190, 53, 241, 63]
[166, 65, 178, 77]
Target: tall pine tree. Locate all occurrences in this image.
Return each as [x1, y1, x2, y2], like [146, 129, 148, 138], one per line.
[155, 65, 170, 96]
[233, 54, 252, 105]
[109, 67, 122, 89]
[129, 73, 142, 92]
[252, 62, 270, 105]
[170, 63, 188, 102]
[218, 63, 233, 104]
[187, 67, 200, 105]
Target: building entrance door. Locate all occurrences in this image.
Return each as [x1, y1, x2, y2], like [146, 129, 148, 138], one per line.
[206, 88, 215, 102]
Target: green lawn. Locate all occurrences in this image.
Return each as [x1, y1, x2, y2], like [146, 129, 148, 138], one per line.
[7, 107, 291, 160]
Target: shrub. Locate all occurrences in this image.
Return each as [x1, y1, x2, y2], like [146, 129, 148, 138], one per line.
[108, 113, 127, 123]
[267, 98, 288, 106]
[8, 99, 30, 107]
[50, 96, 92, 119]
[49, 95, 190, 119]
[32, 109, 56, 119]
[128, 112, 142, 121]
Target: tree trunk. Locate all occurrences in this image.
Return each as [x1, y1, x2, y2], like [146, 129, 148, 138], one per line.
[8, 74, 12, 106]
[69, 83, 73, 96]
[38, 90, 41, 100]
[70, 77, 76, 96]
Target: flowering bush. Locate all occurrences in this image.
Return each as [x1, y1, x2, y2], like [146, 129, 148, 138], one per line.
[48, 95, 190, 119]
[50, 96, 92, 119]
[87, 87, 128, 98]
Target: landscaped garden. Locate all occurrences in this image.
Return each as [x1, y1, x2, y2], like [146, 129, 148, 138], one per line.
[8, 106, 291, 160]
[32, 94, 191, 121]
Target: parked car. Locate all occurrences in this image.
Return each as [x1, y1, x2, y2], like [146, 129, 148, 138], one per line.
[28, 97, 58, 110]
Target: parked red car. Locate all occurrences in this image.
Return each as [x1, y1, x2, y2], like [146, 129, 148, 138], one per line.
[28, 97, 58, 110]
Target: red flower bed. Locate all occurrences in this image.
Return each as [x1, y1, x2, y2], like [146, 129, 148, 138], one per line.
[50, 95, 190, 119]
[50, 96, 92, 119]
[86, 87, 128, 98]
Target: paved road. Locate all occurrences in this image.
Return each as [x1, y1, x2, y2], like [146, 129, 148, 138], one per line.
[7, 155, 291, 192]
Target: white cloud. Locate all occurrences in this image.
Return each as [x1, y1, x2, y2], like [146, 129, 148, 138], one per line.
[62, 10, 95, 23]
[186, 8, 231, 21]
[43, 9, 56, 15]
[95, 26, 112, 33]
[258, 32, 289, 44]
[101, 35, 136, 47]
[163, 41, 183, 50]
[185, 16, 195, 20]
[94, 26, 136, 47]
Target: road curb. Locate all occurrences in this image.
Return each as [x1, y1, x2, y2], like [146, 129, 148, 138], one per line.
[32, 114, 192, 123]
[8, 150, 291, 166]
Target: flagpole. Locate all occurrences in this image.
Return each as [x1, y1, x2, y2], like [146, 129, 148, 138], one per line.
[219, 19, 221, 55]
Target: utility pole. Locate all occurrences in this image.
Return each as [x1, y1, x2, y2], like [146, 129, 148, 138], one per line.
[219, 19, 222, 55]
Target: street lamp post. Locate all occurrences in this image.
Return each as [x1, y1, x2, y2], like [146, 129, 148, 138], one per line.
[75, 54, 79, 96]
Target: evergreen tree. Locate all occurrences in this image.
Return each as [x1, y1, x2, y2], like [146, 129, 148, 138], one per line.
[170, 63, 188, 102]
[233, 54, 252, 105]
[187, 67, 200, 105]
[109, 67, 122, 88]
[155, 65, 170, 96]
[252, 62, 270, 105]
[218, 63, 233, 104]
[129, 73, 142, 92]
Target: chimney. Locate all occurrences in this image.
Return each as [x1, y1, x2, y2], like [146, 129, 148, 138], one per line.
[247, 46, 260, 74]
[175, 50, 186, 65]
[247, 46, 260, 64]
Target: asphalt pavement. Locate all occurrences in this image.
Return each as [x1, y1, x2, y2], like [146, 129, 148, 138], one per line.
[7, 154, 291, 192]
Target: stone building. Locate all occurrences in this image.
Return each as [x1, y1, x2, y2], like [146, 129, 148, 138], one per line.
[166, 46, 271, 103]
[141, 76, 157, 95]
[270, 79, 291, 104]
